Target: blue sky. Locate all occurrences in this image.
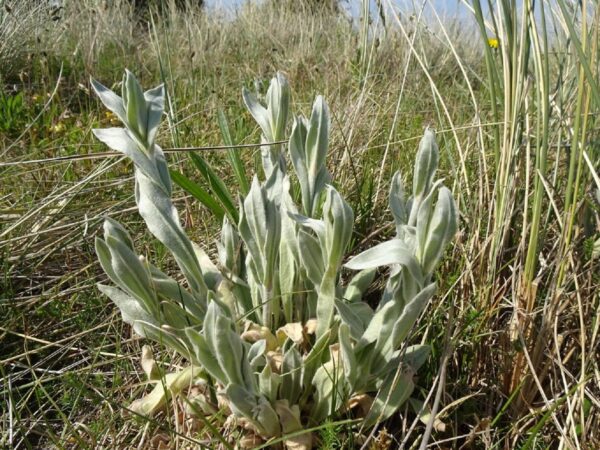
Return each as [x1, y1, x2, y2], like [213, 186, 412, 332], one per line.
[202, 1, 561, 37]
[203, 0, 487, 19]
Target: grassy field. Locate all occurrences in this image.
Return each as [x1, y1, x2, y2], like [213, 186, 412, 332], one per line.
[1, 0, 599, 448]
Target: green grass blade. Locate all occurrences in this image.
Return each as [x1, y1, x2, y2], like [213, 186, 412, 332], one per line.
[555, 0, 600, 108]
[170, 169, 226, 220]
[188, 152, 239, 224]
[218, 108, 250, 196]
[519, 383, 579, 450]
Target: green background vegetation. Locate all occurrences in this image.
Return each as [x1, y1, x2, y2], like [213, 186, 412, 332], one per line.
[1, 0, 598, 448]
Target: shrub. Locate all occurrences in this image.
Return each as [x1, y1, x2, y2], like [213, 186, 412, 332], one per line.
[91, 70, 457, 447]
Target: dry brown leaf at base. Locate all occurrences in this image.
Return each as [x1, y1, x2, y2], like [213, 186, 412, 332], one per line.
[237, 432, 264, 449]
[275, 400, 313, 450]
[277, 322, 305, 346]
[346, 393, 374, 418]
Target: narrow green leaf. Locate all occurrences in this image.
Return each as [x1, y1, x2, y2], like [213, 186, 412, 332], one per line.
[338, 323, 357, 388]
[218, 108, 250, 195]
[280, 346, 302, 404]
[186, 326, 228, 385]
[225, 383, 281, 437]
[90, 77, 126, 124]
[169, 169, 225, 220]
[555, 0, 600, 107]
[242, 87, 273, 142]
[258, 363, 281, 403]
[412, 127, 439, 200]
[143, 84, 165, 146]
[345, 239, 423, 285]
[334, 299, 371, 340]
[189, 152, 238, 223]
[364, 366, 415, 427]
[343, 268, 376, 303]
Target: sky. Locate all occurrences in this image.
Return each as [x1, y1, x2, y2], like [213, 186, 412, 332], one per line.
[202, 0, 568, 38]
[203, 0, 488, 19]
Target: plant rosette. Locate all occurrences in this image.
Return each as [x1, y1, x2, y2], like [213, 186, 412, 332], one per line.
[91, 70, 458, 448]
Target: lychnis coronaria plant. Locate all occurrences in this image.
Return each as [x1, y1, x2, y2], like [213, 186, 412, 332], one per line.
[91, 70, 457, 448]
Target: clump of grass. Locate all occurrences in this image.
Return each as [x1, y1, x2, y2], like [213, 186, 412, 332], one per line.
[0, 0, 48, 80]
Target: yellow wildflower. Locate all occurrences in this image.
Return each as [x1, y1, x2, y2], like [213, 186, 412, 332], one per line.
[50, 122, 66, 133]
[488, 37, 499, 49]
[104, 110, 120, 125]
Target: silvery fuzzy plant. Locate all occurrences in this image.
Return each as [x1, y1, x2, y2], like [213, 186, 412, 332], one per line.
[91, 70, 457, 448]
